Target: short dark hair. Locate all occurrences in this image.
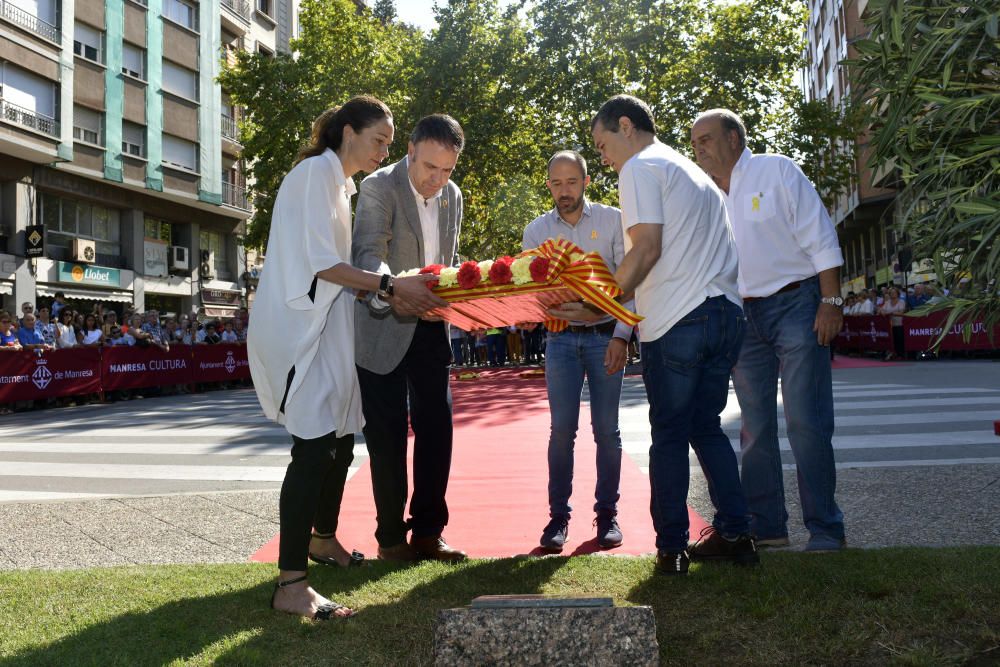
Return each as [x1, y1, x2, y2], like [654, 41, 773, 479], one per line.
[591, 95, 657, 135]
[547, 150, 588, 178]
[54, 292, 65, 299]
[410, 114, 465, 153]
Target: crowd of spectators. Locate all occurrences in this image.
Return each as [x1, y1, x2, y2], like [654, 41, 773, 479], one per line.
[0, 295, 250, 413]
[842, 281, 947, 359]
[448, 324, 641, 369]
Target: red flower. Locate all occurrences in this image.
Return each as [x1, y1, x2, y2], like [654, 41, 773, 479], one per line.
[457, 261, 481, 289]
[418, 264, 445, 288]
[529, 256, 551, 283]
[489, 256, 514, 285]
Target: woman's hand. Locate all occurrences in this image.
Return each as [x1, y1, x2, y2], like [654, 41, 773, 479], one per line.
[391, 275, 449, 316]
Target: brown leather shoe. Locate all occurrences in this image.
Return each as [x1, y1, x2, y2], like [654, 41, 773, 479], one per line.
[410, 535, 467, 562]
[376, 542, 419, 562]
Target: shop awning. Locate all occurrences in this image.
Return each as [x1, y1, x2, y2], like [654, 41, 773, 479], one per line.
[203, 305, 238, 318]
[37, 286, 134, 303]
[0, 282, 12, 296]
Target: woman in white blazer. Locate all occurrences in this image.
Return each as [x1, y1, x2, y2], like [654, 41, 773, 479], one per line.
[248, 96, 444, 621]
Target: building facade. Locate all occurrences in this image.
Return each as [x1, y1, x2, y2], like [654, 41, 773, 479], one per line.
[803, 0, 933, 294]
[0, 0, 295, 320]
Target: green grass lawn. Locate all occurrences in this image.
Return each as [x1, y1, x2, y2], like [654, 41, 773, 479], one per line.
[2, 547, 998, 666]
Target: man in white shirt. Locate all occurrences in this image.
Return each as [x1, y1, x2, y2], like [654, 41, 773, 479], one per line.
[523, 150, 631, 553]
[691, 108, 846, 552]
[558, 94, 757, 575]
[353, 115, 466, 562]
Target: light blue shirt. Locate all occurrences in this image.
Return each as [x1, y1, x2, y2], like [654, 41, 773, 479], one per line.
[523, 199, 634, 339]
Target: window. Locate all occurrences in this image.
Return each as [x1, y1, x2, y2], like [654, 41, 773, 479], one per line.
[257, 0, 272, 16]
[162, 60, 198, 100]
[122, 43, 145, 79]
[37, 193, 122, 257]
[73, 105, 103, 145]
[73, 23, 103, 64]
[122, 121, 145, 157]
[144, 218, 173, 243]
[162, 133, 198, 171]
[256, 42, 274, 58]
[164, 0, 197, 31]
[200, 230, 232, 280]
[0, 62, 57, 118]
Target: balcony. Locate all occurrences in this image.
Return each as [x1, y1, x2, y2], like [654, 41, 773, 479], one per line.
[0, 0, 61, 43]
[222, 180, 250, 211]
[221, 114, 240, 143]
[0, 96, 59, 137]
[221, 0, 251, 23]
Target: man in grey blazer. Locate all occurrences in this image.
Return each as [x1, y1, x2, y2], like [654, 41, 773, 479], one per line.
[352, 114, 467, 562]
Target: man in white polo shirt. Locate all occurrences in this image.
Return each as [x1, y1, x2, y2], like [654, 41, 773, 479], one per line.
[556, 94, 758, 575]
[691, 108, 846, 553]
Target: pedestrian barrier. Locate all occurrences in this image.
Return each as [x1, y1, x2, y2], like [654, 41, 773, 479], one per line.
[0, 344, 251, 402]
[835, 313, 999, 354]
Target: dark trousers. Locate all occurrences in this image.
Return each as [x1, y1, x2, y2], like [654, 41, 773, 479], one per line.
[278, 431, 355, 571]
[357, 320, 454, 547]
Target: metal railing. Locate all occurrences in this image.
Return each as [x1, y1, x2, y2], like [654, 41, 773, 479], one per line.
[221, 0, 251, 22]
[222, 181, 250, 211]
[221, 114, 240, 142]
[0, 0, 61, 43]
[0, 96, 59, 137]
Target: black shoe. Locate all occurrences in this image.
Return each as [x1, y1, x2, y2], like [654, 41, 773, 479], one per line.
[540, 515, 569, 553]
[687, 527, 759, 566]
[595, 510, 623, 549]
[655, 550, 689, 575]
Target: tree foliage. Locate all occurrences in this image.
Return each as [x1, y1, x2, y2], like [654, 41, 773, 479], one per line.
[223, 0, 849, 258]
[853, 0, 1000, 338]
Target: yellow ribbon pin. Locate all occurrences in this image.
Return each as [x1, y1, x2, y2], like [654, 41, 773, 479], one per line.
[751, 195, 760, 212]
[590, 230, 598, 240]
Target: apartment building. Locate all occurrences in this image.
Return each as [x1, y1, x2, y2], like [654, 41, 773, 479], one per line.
[803, 0, 928, 294]
[0, 0, 296, 320]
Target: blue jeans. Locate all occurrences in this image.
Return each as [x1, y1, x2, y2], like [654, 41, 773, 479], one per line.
[642, 296, 750, 551]
[544, 328, 624, 517]
[486, 333, 506, 366]
[450, 338, 464, 365]
[733, 276, 844, 541]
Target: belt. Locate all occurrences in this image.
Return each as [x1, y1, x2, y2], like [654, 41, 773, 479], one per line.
[564, 320, 617, 335]
[743, 281, 802, 302]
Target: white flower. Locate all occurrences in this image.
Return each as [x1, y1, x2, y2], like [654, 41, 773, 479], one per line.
[396, 268, 421, 278]
[511, 256, 533, 284]
[439, 266, 459, 287]
[478, 259, 494, 281]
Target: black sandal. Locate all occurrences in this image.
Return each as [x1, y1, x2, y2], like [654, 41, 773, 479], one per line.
[270, 575, 354, 621]
[308, 532, 366, 567]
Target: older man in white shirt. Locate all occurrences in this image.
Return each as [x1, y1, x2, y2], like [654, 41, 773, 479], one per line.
[691, 108, 846, 553]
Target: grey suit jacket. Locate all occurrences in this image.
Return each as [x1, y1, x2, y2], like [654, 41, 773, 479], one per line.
[352, 157, 463, 374]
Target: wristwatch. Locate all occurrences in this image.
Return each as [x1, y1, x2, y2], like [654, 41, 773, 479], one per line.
[821, 295, 844, 307]
[377, 273, 394, 298]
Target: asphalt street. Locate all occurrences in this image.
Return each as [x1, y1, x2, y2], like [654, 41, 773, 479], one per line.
[0, 359, 998, 569]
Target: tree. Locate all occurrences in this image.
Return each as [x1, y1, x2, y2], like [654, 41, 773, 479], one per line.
[853, 0, 999, 338]
[372, 0, 397, 25]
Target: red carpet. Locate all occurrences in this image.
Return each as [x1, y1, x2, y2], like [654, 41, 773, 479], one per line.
[250, 369, 707, 561]
[831, 356, 906, 369]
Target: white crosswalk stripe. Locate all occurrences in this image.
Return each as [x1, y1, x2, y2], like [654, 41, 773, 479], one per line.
[0, 389, 370, 503]
[618, 376, 1000, 473]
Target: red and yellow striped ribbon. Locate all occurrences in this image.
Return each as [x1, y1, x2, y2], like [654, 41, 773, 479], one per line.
[517, 238, 642, 333]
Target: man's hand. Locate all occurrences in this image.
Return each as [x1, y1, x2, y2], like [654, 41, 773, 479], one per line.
[814, 302, 843, 346]
[547, 301, 604, 322]
[391, 274, 449, 317]
[604, 337, 628, 375]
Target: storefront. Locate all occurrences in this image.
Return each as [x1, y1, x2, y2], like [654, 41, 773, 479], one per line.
[35, 259, 134, 316]
[199, 287, 242, 321]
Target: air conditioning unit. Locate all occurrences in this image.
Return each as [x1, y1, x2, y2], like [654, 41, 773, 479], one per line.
[72, 238, 96, 263]
[200, 249, 215, 279]
[169, 245, 190, 271]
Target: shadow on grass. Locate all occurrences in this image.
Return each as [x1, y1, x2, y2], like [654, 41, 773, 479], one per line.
[4, 557, 571, 667]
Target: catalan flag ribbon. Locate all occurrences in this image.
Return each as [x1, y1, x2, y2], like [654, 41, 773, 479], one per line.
[516, 238, 642, 333]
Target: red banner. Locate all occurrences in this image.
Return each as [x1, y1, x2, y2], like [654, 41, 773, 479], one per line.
[101, 344, 194, 391]
[0, 348, 102, 402]
[191, 343, 250, 383]
[903, 312, 1000, 352]
[835, 316, 894, 352]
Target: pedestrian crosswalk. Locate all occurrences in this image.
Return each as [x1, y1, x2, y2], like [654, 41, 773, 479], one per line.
[1, 367, 998, 504]
[618, 377, 1000, 473]
[0, 389, 368, 502]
